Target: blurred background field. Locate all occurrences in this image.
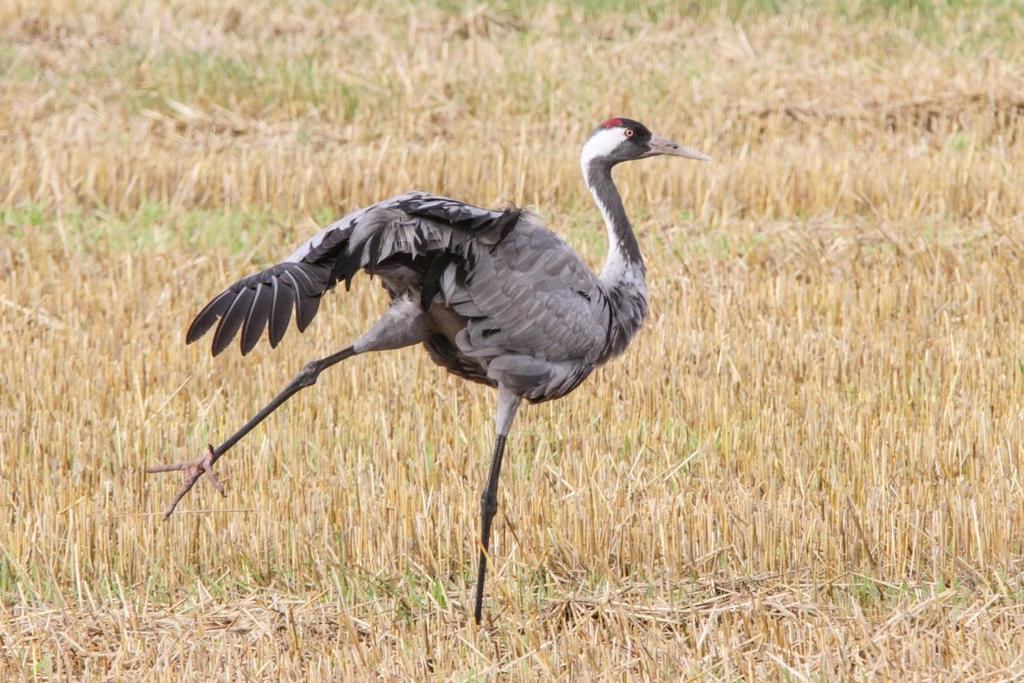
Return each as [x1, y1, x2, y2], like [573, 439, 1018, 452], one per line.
[2, 0, 1024, 679]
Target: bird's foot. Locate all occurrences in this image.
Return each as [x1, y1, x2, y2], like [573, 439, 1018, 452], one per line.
[145, 444, 225, 520]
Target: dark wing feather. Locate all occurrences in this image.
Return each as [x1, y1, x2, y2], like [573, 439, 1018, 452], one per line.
[364, 230, 384, 274]
[186, 192, 523, 356]
[268, 276, 293, 348]
[212, 286, 255, 356]
[188, 262, 324, 355]
[240, 282, 272, 355]
[186, 289, 235, 344]
[420, 252, 455, 310]
[283, 269, 319, 332]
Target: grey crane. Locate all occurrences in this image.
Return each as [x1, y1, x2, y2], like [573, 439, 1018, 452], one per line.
[147, 117, 709, 623]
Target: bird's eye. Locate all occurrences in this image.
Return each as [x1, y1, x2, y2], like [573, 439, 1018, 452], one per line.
[624, 129, 635, 138]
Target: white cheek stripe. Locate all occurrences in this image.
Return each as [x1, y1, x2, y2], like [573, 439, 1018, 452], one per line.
[579, 127, 626, 168]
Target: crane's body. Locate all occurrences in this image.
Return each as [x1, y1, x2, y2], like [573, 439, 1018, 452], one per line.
[148, 118, 709, 624]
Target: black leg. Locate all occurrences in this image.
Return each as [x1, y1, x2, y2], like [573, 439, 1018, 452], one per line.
[474, 433, 508, 624]
[146, 346, 356, 519]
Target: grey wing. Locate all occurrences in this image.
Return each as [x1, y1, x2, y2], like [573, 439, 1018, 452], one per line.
[185, 192, 520, 356]
[284, 192, 516, 266]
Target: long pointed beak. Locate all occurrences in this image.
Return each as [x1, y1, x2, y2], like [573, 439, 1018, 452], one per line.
[647, 134, 711, 161]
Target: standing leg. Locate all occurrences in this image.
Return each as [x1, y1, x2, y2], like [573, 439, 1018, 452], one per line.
[473, 386, 522, 624]
[147, 298, 426, 519]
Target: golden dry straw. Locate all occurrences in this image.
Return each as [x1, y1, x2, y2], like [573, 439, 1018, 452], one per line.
[1, 0, 1023, 679]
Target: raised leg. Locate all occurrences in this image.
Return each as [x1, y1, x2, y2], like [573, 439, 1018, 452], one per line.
[473, 386, 522, 624]
[147, 346, 356, 519]
[148, 298, 427, 519]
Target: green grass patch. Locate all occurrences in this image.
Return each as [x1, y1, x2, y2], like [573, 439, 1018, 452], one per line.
[1, 203, 284, 259]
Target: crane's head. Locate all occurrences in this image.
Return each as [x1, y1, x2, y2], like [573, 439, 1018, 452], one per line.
[581, 117, 710, 169]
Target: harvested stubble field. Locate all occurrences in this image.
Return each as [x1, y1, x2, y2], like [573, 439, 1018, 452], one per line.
[2, 0, 1024, 679]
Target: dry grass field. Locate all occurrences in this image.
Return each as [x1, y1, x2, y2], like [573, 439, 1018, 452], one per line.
[2, 0, 1024, 679]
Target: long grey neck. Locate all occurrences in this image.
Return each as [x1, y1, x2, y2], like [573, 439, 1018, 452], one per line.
[584, 161, 645, 284]
[583, 160, 649, 359]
